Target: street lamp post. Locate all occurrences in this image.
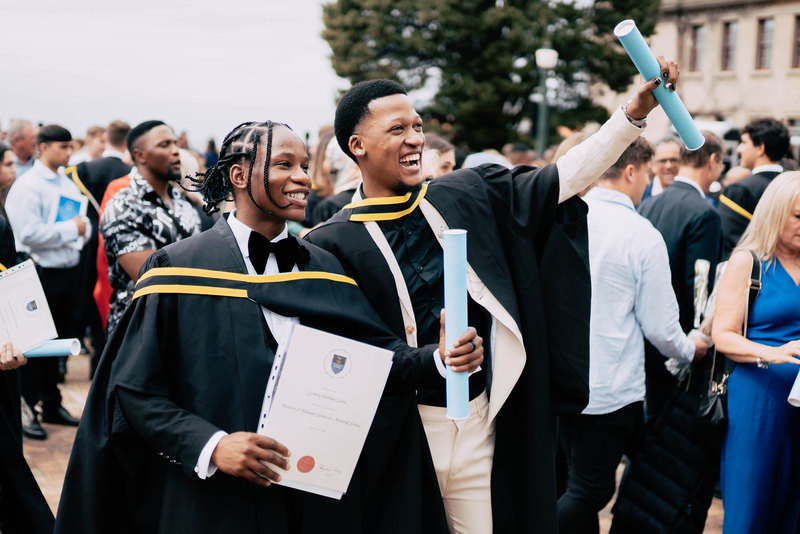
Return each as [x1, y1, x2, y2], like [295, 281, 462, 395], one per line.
[535, 47, 558, 158]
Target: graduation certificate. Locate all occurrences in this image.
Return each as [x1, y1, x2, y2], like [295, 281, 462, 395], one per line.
[257, 324, 393, 499]
[0, 260, 57, 352]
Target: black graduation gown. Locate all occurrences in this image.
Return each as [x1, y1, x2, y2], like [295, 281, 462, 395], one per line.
[306, 163, 591, 533]
[0, 216, 54, 534]
[54, 218, 447, 534]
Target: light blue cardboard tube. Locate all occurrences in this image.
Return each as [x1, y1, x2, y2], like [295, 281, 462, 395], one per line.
[444, 229, 469, 420]
[789, 368, 800, 407]
[614, 19, 705, 151]
[24, 339, 81, 358]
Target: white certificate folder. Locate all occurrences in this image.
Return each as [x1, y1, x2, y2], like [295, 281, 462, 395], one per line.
[257, 323, 393, 499]
[0, 260, 57, 352]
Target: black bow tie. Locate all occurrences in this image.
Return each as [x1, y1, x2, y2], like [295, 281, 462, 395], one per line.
[247, 232, 301, 274]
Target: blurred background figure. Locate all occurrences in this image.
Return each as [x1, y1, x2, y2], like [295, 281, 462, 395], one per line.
[69, 126, 106, 165]
[641, 137, 681, 203]
[506, 143, 537, 166]
[462, 149, 511, 169]
[722, 165, 752, 189]
[204, 138, 219, 168]
[421, 134, 456, 179]
[8, 119, 38, 177]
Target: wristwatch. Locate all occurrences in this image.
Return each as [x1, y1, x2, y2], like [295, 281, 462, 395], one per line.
[622, 100, 647, 128]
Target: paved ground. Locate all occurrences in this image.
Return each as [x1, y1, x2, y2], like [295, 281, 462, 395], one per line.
[23, 353, 725, 531]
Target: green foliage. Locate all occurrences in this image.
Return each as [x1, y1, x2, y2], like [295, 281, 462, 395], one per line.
[322, 0, 660, 151]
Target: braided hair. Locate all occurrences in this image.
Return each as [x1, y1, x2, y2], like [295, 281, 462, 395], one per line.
[184, 121, 293, 215]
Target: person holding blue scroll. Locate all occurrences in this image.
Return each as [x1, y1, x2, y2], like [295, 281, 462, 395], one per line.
[305, 59, 678, 533]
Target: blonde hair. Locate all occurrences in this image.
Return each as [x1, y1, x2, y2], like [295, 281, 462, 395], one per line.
[735, 171, 800, 262]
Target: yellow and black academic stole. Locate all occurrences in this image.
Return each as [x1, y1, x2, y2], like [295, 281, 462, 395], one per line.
[131, 267, 357, 301]
[343, 183, 428, 222]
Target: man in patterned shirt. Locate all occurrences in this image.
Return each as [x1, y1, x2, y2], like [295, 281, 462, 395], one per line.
[100, 121, 201, 335]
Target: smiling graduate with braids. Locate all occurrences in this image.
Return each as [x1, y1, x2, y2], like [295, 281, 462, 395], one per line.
[55, 121, 482, 534]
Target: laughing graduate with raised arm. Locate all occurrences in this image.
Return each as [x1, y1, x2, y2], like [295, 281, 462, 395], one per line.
[55, 121, 483, 534]
[305, 60, 679, 533]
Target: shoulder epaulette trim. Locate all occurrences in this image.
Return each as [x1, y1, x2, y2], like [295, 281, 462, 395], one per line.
[65, 165, 101, 215]
[132, 267, 357, 300]
[719, 194, 753, 221]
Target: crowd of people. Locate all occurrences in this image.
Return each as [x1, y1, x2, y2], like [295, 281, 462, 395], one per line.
[0, 58, 799, 534]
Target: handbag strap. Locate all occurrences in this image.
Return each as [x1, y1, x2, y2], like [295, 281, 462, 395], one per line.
[742, 250, 762, 338]
[710, 250, 761, 385]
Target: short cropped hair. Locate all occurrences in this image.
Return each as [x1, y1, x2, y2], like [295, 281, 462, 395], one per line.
[127, 120, 166, 155]
[600, 137, 654, 180]
[425, 133, 455, 155]
[37, 124, 72, 145]
[334, 79, 407, 162]
[106, 120, 131, 147]
[742, 118, 790, 162]
[680, 131, 724, 168]
[9, 119, 33, 140]
[86, 125, 105, 139]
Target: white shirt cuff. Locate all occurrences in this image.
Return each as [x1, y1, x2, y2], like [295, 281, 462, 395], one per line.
[432, 348, 481, 378]
[194, 430, 227, 479]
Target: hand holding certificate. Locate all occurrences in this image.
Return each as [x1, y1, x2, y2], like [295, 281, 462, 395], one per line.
[0, 260, 57, 353]
[256, 324, 393, 499]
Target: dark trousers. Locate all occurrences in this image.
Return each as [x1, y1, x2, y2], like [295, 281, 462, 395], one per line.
[20, 266, 79, 410]
[558, 402, 644, 534]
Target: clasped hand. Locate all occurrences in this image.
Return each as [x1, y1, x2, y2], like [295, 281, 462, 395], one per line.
[438, 310, 484, 373]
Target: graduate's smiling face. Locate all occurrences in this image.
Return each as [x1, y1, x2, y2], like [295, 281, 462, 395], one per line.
[232, 125, 311, 224]
[350, 94, 425, 197]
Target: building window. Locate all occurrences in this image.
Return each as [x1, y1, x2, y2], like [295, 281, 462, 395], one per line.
[794, 16, 800, 68]
[689, 25, 705, 71]
[722, 21, 738, 71]
[756, 18, 774, 69]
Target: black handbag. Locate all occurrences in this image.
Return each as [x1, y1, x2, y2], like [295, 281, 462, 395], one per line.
[697, 250, 761, 426]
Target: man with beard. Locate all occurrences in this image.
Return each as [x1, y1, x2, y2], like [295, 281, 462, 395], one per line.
[100, 121, 201, 335]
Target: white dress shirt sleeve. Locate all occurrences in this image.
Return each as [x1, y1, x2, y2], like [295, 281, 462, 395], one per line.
[555, 107, 645, 203]
[194, 430, 228, 479]
[634, 239, 696, 362]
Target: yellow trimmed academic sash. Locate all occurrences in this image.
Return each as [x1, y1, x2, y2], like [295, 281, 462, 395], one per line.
[719, 194, 753, 221]
[132, 267, 358, 300]
[64, 165, 102, 215]
[0, 262, 6, 272]
[343, 183, 428, 222]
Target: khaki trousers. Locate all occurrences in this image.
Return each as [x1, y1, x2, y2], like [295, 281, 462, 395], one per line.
[418, 391, 495, 534]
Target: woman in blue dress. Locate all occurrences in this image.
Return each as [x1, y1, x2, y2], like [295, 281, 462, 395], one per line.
[713, 171, 800, 533]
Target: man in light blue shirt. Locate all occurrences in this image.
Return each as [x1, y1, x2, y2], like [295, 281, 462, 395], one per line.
[5, 124, 90, 439]
[557, 138, 707, 533]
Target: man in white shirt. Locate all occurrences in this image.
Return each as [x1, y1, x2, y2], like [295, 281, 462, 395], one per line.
[557, 138, 707, 533]
[6, 125, 91, 439]
[8, 119, 37, 177]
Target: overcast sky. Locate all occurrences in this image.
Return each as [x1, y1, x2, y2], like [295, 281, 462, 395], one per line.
[0, 0, 348, 149]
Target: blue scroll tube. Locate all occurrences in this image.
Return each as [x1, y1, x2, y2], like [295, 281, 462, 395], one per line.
[614, 19, 705, 151]
[24, 338, 81, 358]
[789, 368, 800, 407]
[443, 229, 469, 420]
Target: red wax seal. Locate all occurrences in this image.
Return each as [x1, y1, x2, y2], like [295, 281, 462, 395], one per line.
[297, 456, 315, 473]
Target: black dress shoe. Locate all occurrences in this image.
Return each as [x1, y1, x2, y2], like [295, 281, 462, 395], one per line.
[22, 416, 48, 440]
[41, 405, 80, 426]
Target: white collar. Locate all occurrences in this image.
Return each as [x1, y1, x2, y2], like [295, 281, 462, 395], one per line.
[752, 164, 783, 175]
[585, 185, 636, 211]
[673, 176, 706, 198]
[226, 210, 289, 261]
[102, 148, 126, 160]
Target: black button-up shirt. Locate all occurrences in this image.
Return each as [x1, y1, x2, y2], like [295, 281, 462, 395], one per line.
[379, 207, 490, 406]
